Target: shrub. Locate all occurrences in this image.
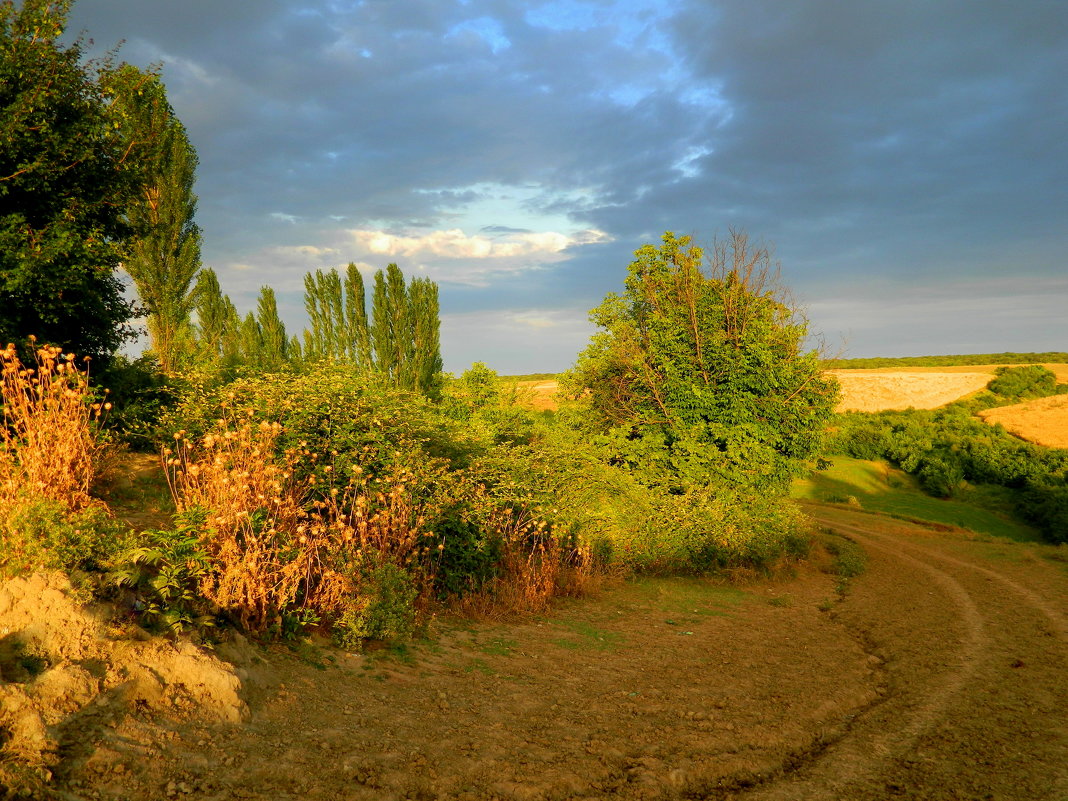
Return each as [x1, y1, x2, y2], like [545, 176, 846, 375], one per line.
[94, 354, 177, 450]
[987, 365, 1060, 400]
[333, 563, 418, 647]
[110, 510, 216, 636]
[0, 495, 130, 577]
[0, 342, 108, 509]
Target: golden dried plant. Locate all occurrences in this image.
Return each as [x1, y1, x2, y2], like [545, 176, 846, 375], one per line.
[0, 341, 109, 510]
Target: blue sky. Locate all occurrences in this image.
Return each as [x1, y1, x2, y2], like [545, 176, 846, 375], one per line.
[67, 0, 1068, 373]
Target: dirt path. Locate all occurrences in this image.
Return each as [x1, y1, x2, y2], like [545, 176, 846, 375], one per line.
[46, 510, 1068, 800]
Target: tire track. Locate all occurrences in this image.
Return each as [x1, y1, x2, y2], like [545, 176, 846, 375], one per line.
[746, 511, 1068, 800]
[735, 516, 990, 799]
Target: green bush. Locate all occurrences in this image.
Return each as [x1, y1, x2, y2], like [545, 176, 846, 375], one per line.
[94, 354, 177, 450]
[334, 563, 418, 647]
[830, 407, 1068, 542]
[110, 509, 217, 636]
[0, 495, 131, 576]
[987, 365, 1062, 400]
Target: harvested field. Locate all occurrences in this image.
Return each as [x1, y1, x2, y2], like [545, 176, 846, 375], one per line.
[829, 370, 993, 412]
[516, 379, 560, 411]
[516, 365, 1068, 416]
[980, 393, 1068, 449]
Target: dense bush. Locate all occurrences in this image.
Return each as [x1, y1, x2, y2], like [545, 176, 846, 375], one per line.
[987, 365, 1066, 400]
[831, 404, 1068, 542]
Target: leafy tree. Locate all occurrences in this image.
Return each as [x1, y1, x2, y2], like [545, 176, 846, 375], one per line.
[368, 263, 442, 397]
[343, 262, 371, 368]
[0, 0, 136, 359]
[566, 230, 838, 492]
[189, 267, 239, 369]
[106, 64, 202, 373]
[254, 286, 287, 371]
[408, 276, 443, 398]
[303, 268, 344, 362]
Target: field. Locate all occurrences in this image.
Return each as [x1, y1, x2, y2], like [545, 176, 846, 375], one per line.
[790, 455, 1041, 541]
[979, 393, 1068, 449]
[515, 378, 560, 411]
[11, 512, 1068, 799]
[521, 367, 1068, 446]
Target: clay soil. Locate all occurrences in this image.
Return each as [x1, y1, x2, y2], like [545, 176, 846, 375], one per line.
[11, 509, 1067, 801]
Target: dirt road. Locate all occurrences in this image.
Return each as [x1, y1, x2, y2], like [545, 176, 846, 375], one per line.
[46, 509, 1068, 800]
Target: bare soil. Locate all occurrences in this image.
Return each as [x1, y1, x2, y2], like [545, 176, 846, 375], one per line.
[5, 509, 1067, 800]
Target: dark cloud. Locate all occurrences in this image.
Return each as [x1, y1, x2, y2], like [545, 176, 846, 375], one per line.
[63, 0, 1068, 370]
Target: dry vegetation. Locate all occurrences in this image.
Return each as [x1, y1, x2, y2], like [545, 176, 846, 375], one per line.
[980, 394, 1068, 449]
[523, 365, 1068, 417]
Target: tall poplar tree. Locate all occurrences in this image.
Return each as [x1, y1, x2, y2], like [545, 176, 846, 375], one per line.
[191, 268, 239, 368]
[343, 262, 371, 368]
[255, 286, 288, 371]
[409, 277, 443, 398]
[107, 65, 201, 372]
[369, 267, 395, 380]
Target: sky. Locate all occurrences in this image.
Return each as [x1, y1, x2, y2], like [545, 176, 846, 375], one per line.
[65, 0, 1068, 374]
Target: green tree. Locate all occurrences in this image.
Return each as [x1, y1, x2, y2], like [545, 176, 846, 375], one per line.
[368, 263, 442, 397]
[255, 286, 288, 371]
[409, 276, 443, 398]
[343, 262, 371, 368]
[303, 268, 344, 362]
[106, 64, 201, 373]
[566, 230, 838, 492]
[190, 267, 239, 369]
[0, 0, 136, 359]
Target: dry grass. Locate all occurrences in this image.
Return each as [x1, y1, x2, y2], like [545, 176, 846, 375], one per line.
[0, 342, 109, 510]
[515, 380, 561, 412]
[164, 418, 315, 631]
[829, 370, 993, 412]
[831, 363, 1068, 413]
[162, 412, 597, 632]
[979, 394, 1068, 449]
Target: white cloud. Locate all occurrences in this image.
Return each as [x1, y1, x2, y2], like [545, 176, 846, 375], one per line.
[344, 226, 612, 286]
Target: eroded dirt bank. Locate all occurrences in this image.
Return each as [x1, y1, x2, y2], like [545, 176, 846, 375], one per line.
[5, 510, 1068, 800]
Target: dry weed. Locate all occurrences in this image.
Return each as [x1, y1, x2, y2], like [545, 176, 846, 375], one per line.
[0, 341, 109, 510]
[164, 416, 309, 631]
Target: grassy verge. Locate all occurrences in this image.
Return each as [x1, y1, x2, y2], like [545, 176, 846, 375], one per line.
[791, 456, 1042, 542]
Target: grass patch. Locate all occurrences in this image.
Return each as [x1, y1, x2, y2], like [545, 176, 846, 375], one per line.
[552, 619, 624, 652]
[792, 456, 1041, 542]
[464, 658, 497, 676]
[476, 636, 518, 656]
[820, 532, 867, 579]
[628, 576, 748, 620]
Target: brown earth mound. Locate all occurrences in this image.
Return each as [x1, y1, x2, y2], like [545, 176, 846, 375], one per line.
[0, 574, 268, 793]
[980, 393, 1068, 449]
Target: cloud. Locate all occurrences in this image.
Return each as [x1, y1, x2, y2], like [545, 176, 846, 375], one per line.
[65, 0, 1068, 369]
[344, 226, 612, 286]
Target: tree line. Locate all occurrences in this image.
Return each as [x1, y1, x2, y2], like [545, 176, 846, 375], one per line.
[0, 0, 441, 394]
